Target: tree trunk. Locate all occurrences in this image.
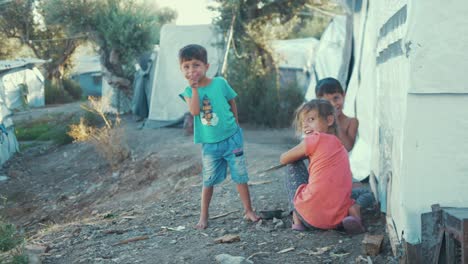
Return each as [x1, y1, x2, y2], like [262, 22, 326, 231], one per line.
[44, 39, 79, 89]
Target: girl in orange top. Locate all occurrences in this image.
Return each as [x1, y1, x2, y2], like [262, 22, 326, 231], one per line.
[280, 99, 364, 233]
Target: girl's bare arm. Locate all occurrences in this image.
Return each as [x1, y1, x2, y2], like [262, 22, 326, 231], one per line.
[280, 141, 306, 165]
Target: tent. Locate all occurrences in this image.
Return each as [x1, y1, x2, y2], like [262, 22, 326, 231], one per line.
[0, 58, 46, 110]
[145, 24, 223, 128]
[71, 55, 102, 96]
[340, 0, 468, 258]
[131, 46, 159, 120]
[304, 15, 353, 101]
[0, 101, 19, 166]
[270, 37, 319, 95]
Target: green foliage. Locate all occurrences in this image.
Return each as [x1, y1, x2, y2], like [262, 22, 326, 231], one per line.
[10, 255, 29, 264]
[15, 114, 75, 145]
[44, 80, 73, 104]
[288, 15, 332, 39]
[92, 0, 176, 79]
[63, 78, 83, 100]
[44, 0, 176, 90]
[227, 57, 304, 127]
[0, 220, 23, 252]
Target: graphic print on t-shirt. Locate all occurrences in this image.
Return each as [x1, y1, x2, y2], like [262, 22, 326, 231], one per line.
[201, 94, 219, 126]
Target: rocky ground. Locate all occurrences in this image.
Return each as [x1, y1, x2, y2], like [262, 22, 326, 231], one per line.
[0, 103, 398, 264]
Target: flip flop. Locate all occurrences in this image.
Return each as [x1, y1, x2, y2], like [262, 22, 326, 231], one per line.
[292, 223, 306, 231]
[342, 216, 365, 234]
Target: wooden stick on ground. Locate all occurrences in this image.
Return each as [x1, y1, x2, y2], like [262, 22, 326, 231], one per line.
[112, 235, 149, 246]
[209, 210, 239, 220]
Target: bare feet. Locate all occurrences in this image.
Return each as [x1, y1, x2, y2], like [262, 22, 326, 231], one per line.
[244, 210, 260, 222]
[195, 217, 208, 229]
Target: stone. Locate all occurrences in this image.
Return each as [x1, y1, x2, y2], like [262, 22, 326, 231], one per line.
[214, 234, 241, 244]
[362, 234, 384, 256]
[214, 254, 253, 264]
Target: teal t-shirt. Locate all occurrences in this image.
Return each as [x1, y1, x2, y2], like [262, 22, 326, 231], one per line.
[179, 77, 239, 144]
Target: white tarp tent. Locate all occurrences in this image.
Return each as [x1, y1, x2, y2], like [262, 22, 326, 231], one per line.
[145, 24, 223, 128]
[305, 15, 353, 101]
[341, 0, 468, 256]
[271, 37, 319, 95]
[0, 102, 18, 165]
[0, 59, 46, 110]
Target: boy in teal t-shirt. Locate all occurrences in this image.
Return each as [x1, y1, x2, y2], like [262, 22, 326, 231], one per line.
[178, 44, 259, 229]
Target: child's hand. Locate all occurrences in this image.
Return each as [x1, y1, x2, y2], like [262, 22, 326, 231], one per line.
[189, 73, 200, 89]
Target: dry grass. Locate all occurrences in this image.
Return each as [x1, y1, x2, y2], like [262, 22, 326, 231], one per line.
[68, 97, 130, 169]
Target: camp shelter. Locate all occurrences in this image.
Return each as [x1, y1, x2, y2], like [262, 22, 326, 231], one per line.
[145, 24, 223, 128]
[270, 37, 319, 96]
[0, 58, 46, 110]
[340, 0, 468, 260]
[132, 46, 159, 120]
[71, 55, 102, 96]
[0, 101, 19, 166]
[305, 15, 353, 101]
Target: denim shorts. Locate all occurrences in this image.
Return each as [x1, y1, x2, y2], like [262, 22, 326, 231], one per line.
[201, 128, 249, 187]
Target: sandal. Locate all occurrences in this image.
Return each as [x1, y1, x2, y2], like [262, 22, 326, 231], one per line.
[342, 216, 365, 234]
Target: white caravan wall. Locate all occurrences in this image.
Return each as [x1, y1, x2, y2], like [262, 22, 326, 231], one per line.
[394, 0, 468, 244]
[346, 0, 468, 246]
[147, 24, 222, 125]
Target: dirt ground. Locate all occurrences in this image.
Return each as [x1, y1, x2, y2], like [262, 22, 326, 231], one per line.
[0, 103, 398, 264]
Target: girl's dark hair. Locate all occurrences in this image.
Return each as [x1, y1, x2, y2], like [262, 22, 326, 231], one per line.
[315, 77, 344, 97]
[178, 44, 208, 64]
[293, 99, 337, 136]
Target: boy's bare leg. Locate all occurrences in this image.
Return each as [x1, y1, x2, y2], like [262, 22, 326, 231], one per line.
[236, 183, 260, 222]
[196, 186, 214, 229]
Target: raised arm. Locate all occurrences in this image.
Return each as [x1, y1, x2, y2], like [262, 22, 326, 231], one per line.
[228, 99, 239, 124]
[184, 71, 202, 117]
[280, 141, 306, 165]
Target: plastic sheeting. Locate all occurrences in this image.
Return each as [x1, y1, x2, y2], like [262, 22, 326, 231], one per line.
[271, 38, 319, 96]
[132, 46, 158, 119]
[312, 15, 353, 91]
[146, 24, 222, 128]
[270, 38, 318, 70]
[0, 67, 45, 110]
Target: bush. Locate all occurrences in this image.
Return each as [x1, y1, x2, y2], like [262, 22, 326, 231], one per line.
[63, 78, 83, 100]
[44, 80, 73, 105]
[0, 220, 22, 252]
[226, 56, 304, 128]
[0, 218, 27, 264]
[68, 97, 130, 170]
[15, 115, 74, 145]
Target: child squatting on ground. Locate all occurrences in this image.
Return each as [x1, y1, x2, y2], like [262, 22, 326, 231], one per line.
[280, 99, 365, 234]
[178, 44, 259, 229]
[315, 77, 375, 217]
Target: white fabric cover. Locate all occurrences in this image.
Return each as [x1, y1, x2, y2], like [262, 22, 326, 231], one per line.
[0, 67, 45, 109]
[71, 55, 101, 75]
[147, 24, 222, 124]
[313, 15, 353, 90]
[270, 38, 318, 70]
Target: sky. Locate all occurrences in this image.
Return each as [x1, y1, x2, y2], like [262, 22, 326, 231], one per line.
[156, 0, 219, 25]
